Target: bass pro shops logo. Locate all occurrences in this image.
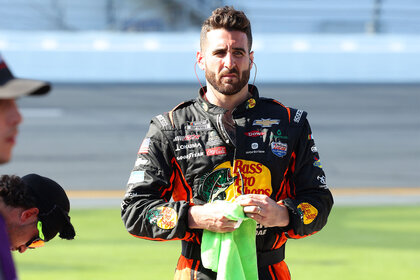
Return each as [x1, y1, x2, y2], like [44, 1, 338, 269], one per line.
[199, 160, 273, 202]
[146, 206, 178, 229]
[297, 203, 318, 225]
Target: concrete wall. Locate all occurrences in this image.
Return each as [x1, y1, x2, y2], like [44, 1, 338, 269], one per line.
[1, 31, 419, 83]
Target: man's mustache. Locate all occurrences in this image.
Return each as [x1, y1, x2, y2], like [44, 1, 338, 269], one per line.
[220, 69, 239, 75]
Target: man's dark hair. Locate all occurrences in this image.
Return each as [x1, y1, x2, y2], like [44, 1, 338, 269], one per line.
[200, 6, 252, 52]
[0, 175, 36, 208]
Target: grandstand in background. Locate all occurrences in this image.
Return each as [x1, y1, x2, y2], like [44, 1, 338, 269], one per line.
[0, 0, 419, 34]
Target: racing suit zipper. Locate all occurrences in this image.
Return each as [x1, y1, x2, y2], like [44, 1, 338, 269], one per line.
[216, 114, 236, 148]
[217, 114, 243, 189]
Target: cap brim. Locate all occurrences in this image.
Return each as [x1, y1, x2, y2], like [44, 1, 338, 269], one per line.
[0, 78, 51, 99]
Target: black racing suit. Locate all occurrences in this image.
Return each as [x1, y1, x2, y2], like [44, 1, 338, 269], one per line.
[121, 85, 334, 279]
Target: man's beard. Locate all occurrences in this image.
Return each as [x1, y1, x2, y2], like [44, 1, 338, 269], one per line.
[205, 67, 250, 96]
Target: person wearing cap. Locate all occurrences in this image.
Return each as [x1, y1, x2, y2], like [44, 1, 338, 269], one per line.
[0, 53, 50, 164]
[0, 173, 75, 253]
[0, 53, 52, 280]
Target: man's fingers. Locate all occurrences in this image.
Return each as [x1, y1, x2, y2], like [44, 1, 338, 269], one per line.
[243, 205, 262, 215]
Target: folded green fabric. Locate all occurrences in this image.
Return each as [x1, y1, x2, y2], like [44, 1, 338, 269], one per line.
[201, 201, 258, 280]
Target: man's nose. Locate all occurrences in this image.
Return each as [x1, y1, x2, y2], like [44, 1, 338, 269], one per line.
[223, 53, 235, 69]
[7, 100, 22, 126]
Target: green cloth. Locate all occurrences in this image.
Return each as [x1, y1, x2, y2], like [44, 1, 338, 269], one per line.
[201, 201, 258, 280]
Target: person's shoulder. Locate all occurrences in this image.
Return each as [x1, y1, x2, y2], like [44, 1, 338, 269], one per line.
[259, 97, 307, 125]
[170, 99, 196, 112]
[152, 99, 196, 129]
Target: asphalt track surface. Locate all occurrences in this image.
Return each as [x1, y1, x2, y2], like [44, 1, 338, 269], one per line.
[1, 83, 419, 207]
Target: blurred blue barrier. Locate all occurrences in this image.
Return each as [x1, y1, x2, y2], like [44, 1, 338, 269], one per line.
[1, 31, 419, 83]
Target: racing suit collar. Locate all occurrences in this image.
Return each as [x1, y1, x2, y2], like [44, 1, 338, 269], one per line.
[197, 85, 260, 116]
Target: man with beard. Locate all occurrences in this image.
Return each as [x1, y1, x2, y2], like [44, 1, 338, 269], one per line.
[122, 6, 333, 280]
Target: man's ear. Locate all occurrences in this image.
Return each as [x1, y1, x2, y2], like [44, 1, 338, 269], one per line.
[20, 207, 39, 223]
[196, 51, 205, 70]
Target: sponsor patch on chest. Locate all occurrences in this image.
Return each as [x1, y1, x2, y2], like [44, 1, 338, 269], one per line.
[271, 141, 288, 157]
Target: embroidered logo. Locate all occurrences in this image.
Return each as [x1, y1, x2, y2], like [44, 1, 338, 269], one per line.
[186, 120, 211, 131]
[206, 146, 227, 156]
[156, 114, 168, 127]
[274, 129, 288, 140]
[253, 119, 280, 128]
[245, 131, 265, 137]
[138, 138, 150, 154]
[173, 134, 200, 141]
[317, 175, 326, 185]
[247, 98, 256, 109]
[127, 171, 145, 185]
[215, 160, 273, 201]
[271, 142, 288, 157]
[294, 110, 303, 123]
[199, 168, 237, 202]
[297, 203, 318, 224]
[313, 157, 323, 168]
[147, 206, 178, 230]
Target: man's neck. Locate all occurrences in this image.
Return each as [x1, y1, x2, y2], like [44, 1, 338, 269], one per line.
[205, 83, 250, 113]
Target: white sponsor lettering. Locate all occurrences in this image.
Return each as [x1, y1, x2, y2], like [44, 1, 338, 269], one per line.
[186, 120, 211, 131]
[176, 152, 204, 160]
[173, 135, 200, 141]
[245, 150, 265, 154]
[256, 224, 267, 236]
[175, 142, 201, 151]
[156, 114, 168, 127]
[294, 110, 303, 123]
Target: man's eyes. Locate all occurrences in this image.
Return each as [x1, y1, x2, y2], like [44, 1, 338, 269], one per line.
[233, 51, 245, 56]
[213, 50, 245, 56]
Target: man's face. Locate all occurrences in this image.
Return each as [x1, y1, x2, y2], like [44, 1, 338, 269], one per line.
[199, 29, 253, 95]
[0, 99, 22, 164]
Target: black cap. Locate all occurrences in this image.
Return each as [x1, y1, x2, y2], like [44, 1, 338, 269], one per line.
[0, 53, 51, 99]
[21, 174, 75, 242]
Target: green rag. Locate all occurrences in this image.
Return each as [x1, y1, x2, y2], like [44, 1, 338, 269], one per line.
[201, 201, 258, 280]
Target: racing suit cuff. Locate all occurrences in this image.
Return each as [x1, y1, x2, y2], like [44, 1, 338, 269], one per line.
[278, 198, 300, 232]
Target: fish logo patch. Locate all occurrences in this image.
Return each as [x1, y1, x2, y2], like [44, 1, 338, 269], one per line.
[147, 206, 178, 230]
[199, 168, 237, 203]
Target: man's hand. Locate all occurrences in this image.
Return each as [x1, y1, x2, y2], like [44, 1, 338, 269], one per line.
[235, 194, 290, 227]
[188, 204, 238, 233]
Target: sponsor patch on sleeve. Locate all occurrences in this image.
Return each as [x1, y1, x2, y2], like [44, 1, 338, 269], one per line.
[156, 114, 169, 127]
[297, 202, 318, 225]
[146, 206, 178, 230]
[138, 138, 150, 154]
[127, 171, 145, 185]
[313, 157, 323, 168]
[294, 109, 303, 123]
